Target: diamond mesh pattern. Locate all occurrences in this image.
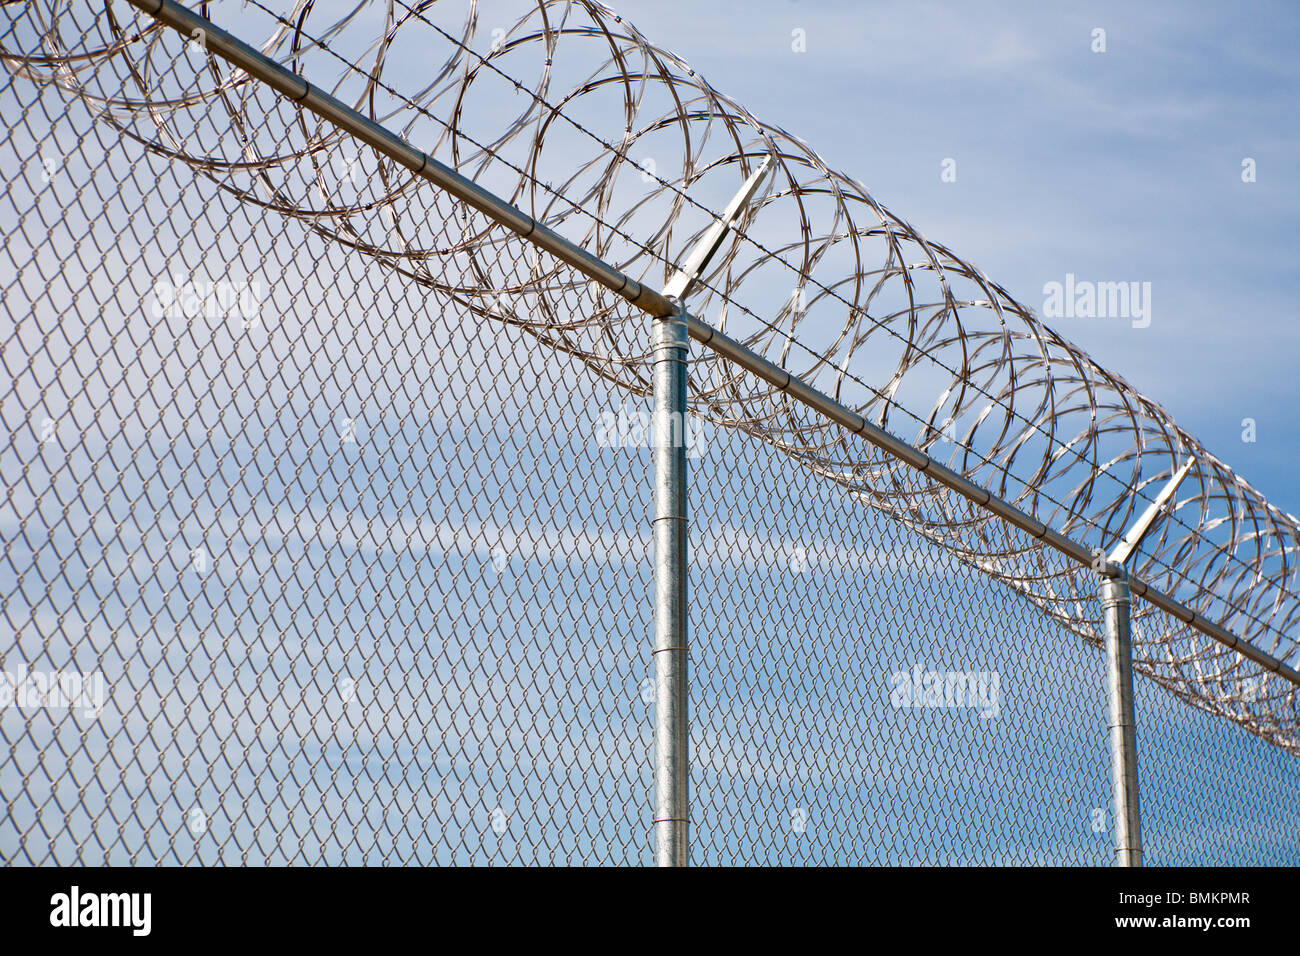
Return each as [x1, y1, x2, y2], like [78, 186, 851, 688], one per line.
[2, 0, 1298, 866]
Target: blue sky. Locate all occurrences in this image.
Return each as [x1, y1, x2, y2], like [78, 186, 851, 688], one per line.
[612, 0, 1300, 512]
[3, 0, 1299, 866]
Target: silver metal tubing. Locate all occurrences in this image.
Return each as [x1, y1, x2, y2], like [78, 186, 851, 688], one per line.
[685, 315, 1300, 688]
[651, 305, 690, 867]
[1101, 573, 1143, 867]
[127, 0, 1300, 692]
[126, 0, 676, 321]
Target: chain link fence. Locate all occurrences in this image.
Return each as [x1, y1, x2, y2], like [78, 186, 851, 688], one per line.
[2, 0, 1298, 865]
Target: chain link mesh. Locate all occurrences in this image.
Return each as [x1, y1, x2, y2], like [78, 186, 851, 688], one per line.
[2, 1, 1298, 865]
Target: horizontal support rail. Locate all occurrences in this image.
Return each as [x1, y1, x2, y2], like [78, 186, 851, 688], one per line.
[126, 0, 678, 322]
[129, 0, 1300, 691]
[688, 316, 1300, 686]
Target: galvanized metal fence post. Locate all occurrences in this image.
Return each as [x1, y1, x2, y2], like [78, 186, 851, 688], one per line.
[99, 0, 1300, 870]
[651, 302, 690, 866]
[1100, 571, 1142, 866]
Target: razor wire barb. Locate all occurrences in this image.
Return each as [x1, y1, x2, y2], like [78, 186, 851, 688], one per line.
[1, 0, 1299, 866]
[10, 0, 1293, 744]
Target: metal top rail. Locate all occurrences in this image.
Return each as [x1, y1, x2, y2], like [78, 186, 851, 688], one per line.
[122, 0, 1300, 693]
